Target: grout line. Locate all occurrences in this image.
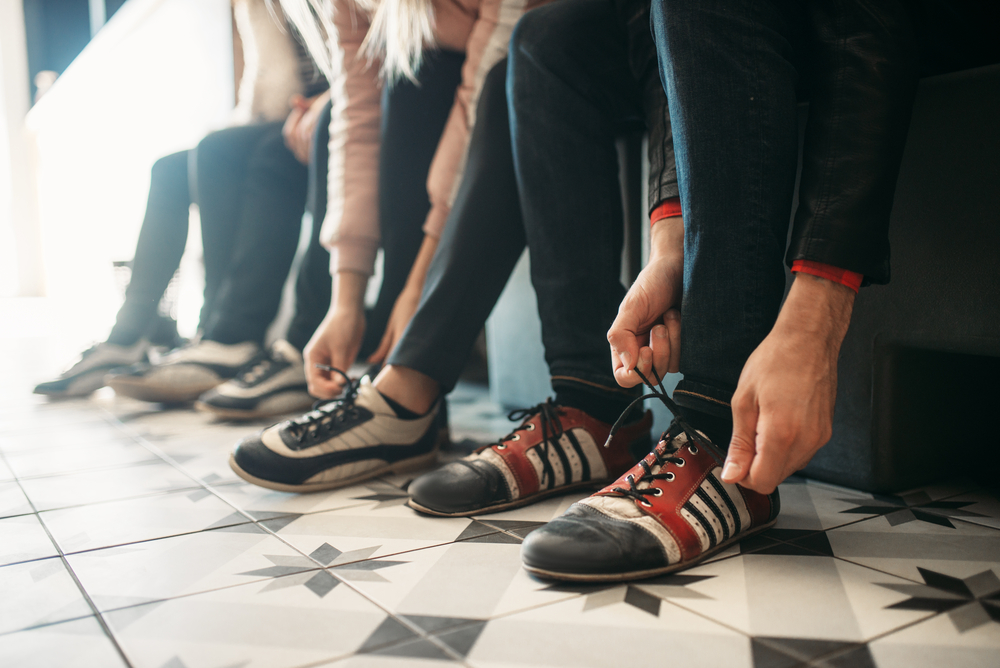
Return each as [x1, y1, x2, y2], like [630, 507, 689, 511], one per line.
[96, 407, 472, 665]
[0, 451, 134, 667]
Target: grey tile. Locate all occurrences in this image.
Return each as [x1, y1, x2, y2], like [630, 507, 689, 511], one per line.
[0, 558, 92, 635]
[66, 524, 315, 612]
[19, 461, 202, 511]
[0, 615, 127, 668]
[869, 607, 1000, 668]
[104, 571, 389, 668]
[41, 486, 252, 553]
[0, 514, 58, 566]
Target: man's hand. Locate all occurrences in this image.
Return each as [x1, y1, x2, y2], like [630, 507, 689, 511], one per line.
[283, 92, 330, 165]
[721, 273, 856, 493]
[608, 216, 684, 387]
[303, 272, 367, 399]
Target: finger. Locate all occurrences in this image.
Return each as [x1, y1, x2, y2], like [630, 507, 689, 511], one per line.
[664, 309, 681, 373]
[607, 324, 641, 389]
[635, 346, 653, 381]
[722, 391, 758, 484]
[742, 412, 788, 494]
[649, 325, 671, 381]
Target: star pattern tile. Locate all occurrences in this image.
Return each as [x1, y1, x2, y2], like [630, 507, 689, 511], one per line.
[879, 567, 1000, 632]
[838, 492, 989, 529]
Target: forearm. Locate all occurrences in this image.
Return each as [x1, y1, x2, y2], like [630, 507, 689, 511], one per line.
[773, 273, 855, 346]
[330, 271, 368, 314]
[401, 234, 440, 298]
[649, 215, 684, 264]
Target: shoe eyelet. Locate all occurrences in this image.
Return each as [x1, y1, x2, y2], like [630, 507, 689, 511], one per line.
[675, 458, 686, 467]
[652, 488, 664, 497]
[688, 445, 699, 455]
[665, 472, 675, 482]
[510, 434, 521, 442]
[496, 443, 507, 450]
[525, 423, 535, 431]
[638, 498, 653, 507]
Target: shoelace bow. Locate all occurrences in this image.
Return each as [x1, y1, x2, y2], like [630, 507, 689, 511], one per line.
[603, 367, 712, 505]
[495, 399, 565, 488]
[286, 365, 361, 444]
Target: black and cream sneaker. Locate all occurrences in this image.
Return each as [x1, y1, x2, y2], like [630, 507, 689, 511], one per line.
[230, 375, 445, 492]
[106, 340, 258, 403]
[195, 340, 313, 420]
[33, 339, 149, 398]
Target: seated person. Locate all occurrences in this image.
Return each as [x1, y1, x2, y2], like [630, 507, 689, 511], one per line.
[228, 0, 677, 510]
[34, 0, 325, 403]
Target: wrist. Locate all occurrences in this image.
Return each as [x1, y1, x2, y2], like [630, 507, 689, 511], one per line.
[774, 273, 855, 344]
[330, 271, 367, 314]
[649, 216, 684, 264]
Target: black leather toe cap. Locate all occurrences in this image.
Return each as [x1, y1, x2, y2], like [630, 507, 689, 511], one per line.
[231, 432, 312, 485]
[521, 503, 668, 577]
[408, 460, 509, 514]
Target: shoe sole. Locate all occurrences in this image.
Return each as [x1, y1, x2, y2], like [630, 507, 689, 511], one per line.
[194, 396, 315, 421]
[227, 428, 449, 494]
[406, 478, 612, 518]
[523, 517, 779, 583]
[108, 377, 219, 404]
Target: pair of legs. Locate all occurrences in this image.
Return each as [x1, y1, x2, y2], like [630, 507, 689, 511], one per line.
[284, 50, 465, 357]
[109, 122, 308, 348]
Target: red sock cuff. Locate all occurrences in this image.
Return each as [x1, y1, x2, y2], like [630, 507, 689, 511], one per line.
[791, 260, 863, 293]
[650, 197, 683, 224]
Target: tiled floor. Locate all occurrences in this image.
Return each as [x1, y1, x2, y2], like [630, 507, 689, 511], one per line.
[2, 343, 999, 667]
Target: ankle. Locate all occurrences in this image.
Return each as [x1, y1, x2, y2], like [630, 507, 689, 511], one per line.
[373, 364, 439, 415]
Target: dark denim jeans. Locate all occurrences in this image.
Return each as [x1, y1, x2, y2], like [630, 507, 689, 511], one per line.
[651, 0, 803, 420]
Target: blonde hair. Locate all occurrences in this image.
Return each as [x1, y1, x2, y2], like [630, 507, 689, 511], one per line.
[274, 0, 436, 84]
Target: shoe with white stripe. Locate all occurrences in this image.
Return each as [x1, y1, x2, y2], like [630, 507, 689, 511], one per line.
[33, 339, 150, 398]
[195, 340, 313, 420]
[229, 375, 446, 493]
[521, 392, 779, 582]
[407, 400, 652, 517]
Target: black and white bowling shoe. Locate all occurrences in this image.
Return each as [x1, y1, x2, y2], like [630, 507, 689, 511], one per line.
[33, 339, 149, 398]
[106, 339, 258, 403]
[195, 340, 313, 420]
[230, 374, 445, 492]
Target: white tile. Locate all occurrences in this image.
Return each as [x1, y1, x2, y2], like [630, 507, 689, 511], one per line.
[19, 461, 201, 511]
[4, 439, 160, 479]
[41, 487, 251, 553]
[871, 609, 1000, 668]
[0, 558, 92, 634]
[0, 615, 127, 668]
[105, 573, 388, 668]
[0, 481, 33, 519]
[0, 514, 57, 566]
[67, 524, 315, 611]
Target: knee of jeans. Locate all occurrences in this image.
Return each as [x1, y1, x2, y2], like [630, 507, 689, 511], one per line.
[509, 4, 564, 74]
[150, 151, 187, 181]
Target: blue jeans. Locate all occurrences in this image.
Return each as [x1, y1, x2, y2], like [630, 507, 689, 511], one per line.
[652, 0, 806, 420]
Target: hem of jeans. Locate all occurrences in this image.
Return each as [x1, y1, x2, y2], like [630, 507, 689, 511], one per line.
[673, 381, 733, 421]
[549, 375, 637, 398]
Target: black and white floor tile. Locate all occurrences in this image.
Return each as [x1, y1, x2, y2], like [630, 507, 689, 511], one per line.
[2, 338, 998, 668]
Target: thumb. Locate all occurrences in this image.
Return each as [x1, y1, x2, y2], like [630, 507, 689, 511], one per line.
[722, 394, 757, 484]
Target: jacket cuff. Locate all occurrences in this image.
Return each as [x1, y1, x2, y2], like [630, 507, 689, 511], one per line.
[327, 238, 379, 277]
[791, 260, 863, 293]
[650, 197, 683, 224]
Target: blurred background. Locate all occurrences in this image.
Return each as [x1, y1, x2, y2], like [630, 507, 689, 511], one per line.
[1, 0, 236, 352]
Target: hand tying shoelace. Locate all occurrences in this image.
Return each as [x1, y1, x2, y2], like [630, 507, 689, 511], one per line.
[286, 365, 363, 445]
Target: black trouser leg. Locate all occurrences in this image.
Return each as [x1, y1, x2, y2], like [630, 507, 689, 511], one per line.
[108, 150, 191, 346]
[192, 122, 283, 333]
[201, 124, 309, 345]
[286, 101, 334, 352]
[388, 60, 526, 394]
[359, 50, 466, 357]
[508, 0, 645, 420]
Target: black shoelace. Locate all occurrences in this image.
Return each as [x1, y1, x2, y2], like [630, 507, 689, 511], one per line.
[495, 399, 565, 489]
[602, 367, 712, 505]
[286, 365, 362, 444]
[234, 350, 274, 386]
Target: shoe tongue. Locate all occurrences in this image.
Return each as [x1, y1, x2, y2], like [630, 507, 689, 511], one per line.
[270, 340, 301, 364]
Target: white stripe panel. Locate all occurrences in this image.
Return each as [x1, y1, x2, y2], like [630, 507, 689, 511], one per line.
[699, 479, 736, 537]
[680, 507, 712, 553]
[558, 434, 584, 484]
[688, 494, 725, 546]
[543, 443, 567, 487]
[710, 467, 752, 530]
[581, 497, 681, 565]
[305, 458, 387, 484]
[572, 429, 609, 481]
[524, 448, 546, 487]
[478, 448, 520, 500]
